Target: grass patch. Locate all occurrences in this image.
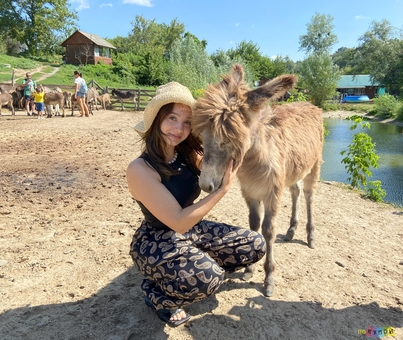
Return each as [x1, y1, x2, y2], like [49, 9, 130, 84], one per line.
[322, 101, 374, 113]
[0, 54, 40, 69]
[41, 65, 56, 73]
[0, 72, 13, 82]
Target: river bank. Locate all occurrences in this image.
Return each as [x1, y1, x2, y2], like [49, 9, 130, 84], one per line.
[323, 110, 403, 127]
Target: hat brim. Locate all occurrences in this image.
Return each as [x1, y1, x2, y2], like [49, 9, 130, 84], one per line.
[134, 82, 195, 136]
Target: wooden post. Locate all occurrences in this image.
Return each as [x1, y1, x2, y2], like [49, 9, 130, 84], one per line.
[11, 69, 15, 86]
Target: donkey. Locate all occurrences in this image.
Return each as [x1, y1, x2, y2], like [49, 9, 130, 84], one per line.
[192, 64, 324, 297]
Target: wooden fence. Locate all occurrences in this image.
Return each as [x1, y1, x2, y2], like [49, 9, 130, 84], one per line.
[0, 79, 156, 112]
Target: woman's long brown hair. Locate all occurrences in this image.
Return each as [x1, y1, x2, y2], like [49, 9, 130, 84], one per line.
[141, 103, 203, 177]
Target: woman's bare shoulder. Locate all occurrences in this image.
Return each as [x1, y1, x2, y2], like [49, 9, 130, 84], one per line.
[127, 157, 160, 181]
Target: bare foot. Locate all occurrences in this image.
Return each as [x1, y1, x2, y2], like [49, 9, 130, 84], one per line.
[170, 310, 187, 322]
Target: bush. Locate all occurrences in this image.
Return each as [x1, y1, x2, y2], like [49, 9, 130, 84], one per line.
[397, 104, 403, 120]
[371, 94, 399, 118]
[340, 118, 386, 202]
[322, 102, 339, 111]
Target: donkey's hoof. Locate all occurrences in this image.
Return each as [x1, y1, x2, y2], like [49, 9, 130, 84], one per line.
[308, 239, 315, 249]
[241, 271, 254, 281]
[263, 283, 274, 297]
[284, 229, 295, 241]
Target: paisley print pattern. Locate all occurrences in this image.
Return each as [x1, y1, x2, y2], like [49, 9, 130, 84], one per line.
[130, 219, 266, 311]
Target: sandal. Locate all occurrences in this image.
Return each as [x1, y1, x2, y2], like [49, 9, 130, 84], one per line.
[145, 297, 191, 327]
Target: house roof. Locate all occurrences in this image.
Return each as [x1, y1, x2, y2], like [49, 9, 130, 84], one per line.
[337, 75, 380, 89]
[61, 30, 116, 49]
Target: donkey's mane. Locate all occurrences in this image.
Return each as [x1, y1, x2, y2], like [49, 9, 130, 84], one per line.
[192, 73, 254, 157]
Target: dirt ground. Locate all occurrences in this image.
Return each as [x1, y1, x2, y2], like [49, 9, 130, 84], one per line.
[0, 109, 402, 340]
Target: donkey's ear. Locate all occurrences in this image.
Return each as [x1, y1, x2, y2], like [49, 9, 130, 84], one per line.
[230, 63, 245, 85]
[245, 74, 297, 111]
[219, 63, 245, 89]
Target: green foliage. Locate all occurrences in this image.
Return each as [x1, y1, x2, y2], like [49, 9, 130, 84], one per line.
[340, 118, 385, 202]
[286, 90, 307, 102]
[225, 41, 289, 81]
[371, 94, 400, 118]
[297, 14, 341, 108]
[355, 20, 403, 95]
[192, 88, 205, 99]
[299, 13, 338, 54]
[397, 103, 403, 120]
[0, 0, 78, 56]
[167, 35, 220, 91]
[321, 102, 339, 111]
[364, 180, 386, 202]
[323, 122, 330, 138]
[299, 53, 341, 107]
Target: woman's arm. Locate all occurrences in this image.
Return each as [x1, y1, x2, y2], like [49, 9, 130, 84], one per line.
[74, 81, 79, 98]
[126, 158, 237, 234]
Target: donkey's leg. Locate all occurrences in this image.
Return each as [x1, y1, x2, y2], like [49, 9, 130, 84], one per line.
[285, 181, 301, 242]
[242, 199, 262, 281]
[261, 191, 282, 297]
[303, 161, 321, 249]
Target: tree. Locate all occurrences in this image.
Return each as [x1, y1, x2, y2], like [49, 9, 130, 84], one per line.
[331, 47, 368, 75]
[299, 53, 340, 106]
[167, 35, 217, 91]
[298, 13, 340, 107]
[126, 15, 186, 86]
[355, 20, 403, 94]
[0, 0, 78, 55]
[129, 15, 185, 55]
[299, 13, 338, 54]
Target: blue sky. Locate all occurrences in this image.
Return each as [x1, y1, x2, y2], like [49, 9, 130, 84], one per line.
[69, 0, 403, 61]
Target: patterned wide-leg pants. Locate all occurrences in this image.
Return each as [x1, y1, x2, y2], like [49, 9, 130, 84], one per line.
[130, 219, 266, 311]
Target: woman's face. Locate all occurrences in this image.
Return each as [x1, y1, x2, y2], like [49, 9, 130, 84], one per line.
[160, 103, 192, 147]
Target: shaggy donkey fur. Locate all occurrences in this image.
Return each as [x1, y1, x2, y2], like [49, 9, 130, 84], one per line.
[192, 64, 324, 297]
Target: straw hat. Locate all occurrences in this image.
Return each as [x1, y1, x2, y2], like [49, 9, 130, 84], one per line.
[134, 82, 195, 136]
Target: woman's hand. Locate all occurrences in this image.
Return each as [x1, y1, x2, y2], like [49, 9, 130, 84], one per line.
[219, 160, 241, 193]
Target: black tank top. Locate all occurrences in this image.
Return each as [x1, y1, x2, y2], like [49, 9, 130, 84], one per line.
[136, 152, 201, 229]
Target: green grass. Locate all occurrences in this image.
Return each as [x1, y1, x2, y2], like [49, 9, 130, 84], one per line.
[0, 54, 41, 69]
[0, 72, 12, 82]
[322, 101, 374, 113]
[0, 53, 153, 89]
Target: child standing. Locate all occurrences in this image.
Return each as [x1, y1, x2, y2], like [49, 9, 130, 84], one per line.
[34, 85, 45, 119]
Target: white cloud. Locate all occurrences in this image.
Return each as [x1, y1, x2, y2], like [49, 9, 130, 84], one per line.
[100, 3, 113, 9]
[235, 23, 240, 27]
[122, 0, 153, 6]
[354, 15, 370, 20]
[70, 0, 90, 11]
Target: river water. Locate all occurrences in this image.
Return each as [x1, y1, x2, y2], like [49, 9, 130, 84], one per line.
[321, 118, 403, 206]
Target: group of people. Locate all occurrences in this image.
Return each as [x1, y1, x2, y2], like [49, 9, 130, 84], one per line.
[20, 70, 90, 118]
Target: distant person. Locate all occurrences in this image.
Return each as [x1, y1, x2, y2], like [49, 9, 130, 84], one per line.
[22, 73, 36, 116]
[33, 84, 45, 119]
[73, 71, 90, 117]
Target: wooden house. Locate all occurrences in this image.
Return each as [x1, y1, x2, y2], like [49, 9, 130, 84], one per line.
[337, 75, 385, 99]
[61, 30, 116, 65]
